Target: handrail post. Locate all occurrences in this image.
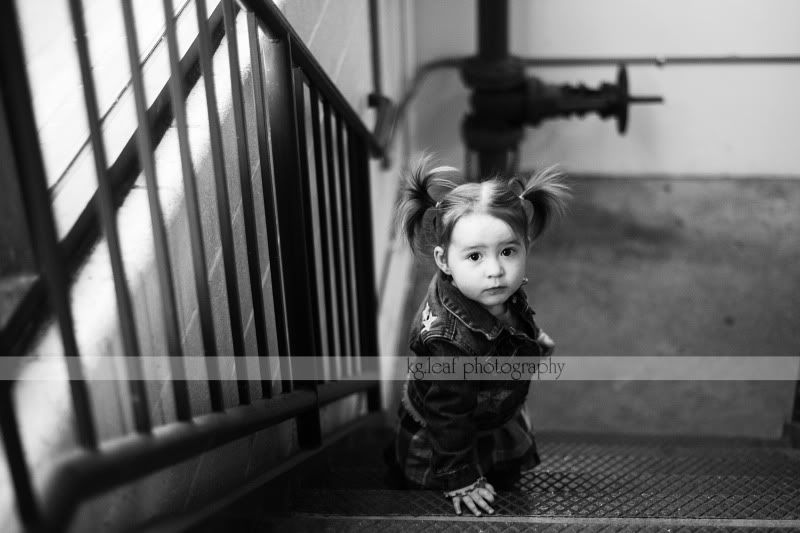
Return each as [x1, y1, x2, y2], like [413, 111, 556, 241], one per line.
[260, 24, 323, 447]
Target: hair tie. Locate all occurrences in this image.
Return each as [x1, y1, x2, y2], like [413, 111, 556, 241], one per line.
[435, 201, 441, 208]
[518, 195, 525, 201]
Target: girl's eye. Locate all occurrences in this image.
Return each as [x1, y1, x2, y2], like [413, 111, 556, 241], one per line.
[468, 252, 481, 261]
[501, 247, 517, 256]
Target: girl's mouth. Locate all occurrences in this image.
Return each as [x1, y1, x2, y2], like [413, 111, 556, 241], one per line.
[484, 286, 506, 295]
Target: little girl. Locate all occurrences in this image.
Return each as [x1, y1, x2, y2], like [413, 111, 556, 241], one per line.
[388, 158, 569, 516]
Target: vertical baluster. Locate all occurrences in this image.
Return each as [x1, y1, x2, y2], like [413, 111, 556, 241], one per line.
[222, 0, 272, 399]
[120, 0, 191, 421]
[260, 29, 318, 378]
[287, 67, 322, 362]
[336, 119, 360, 373]
[162, 0, 224, 411]
[247, 13, 289, 395]
[293, 78, 328, 381]
[346, 128, 360, 376]
[0, 0, 97, 449]
[348, 134, 381, 411]
[195, 0, 250, 405]
[0, 387, 39, 526]
[289, 57, 321, 449]
[348, 132, 377, 375]
[69, 0, 152, 433]
[309, 89, 341, 371]
[323, 104, 350, 374]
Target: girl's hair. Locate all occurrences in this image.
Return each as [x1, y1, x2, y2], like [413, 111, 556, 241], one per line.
[396, 156, 570, 254]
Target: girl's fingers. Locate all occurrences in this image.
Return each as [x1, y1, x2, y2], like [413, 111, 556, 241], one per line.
[477, 487, 495, 503]
[462, 495, 481, 516]
[452, 485, 498, 517]
[471, 492, 494, 514]
[539, 331, 554, 346]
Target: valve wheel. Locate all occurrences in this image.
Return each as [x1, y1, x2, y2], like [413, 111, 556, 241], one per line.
[616, 64, 629, 134]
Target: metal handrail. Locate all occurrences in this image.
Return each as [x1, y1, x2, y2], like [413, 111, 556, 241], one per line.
[1, 0, 395, 358]
[0, 0, 386, 530]
[0, 2, 231, 357]
[239, 0, 387, 158]
[39, 378, 378, 529]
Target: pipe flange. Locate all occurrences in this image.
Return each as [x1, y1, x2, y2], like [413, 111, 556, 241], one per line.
[460, 56, 525, 91]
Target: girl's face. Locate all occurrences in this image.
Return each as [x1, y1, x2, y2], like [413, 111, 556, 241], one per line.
[434, 213, 527, 318]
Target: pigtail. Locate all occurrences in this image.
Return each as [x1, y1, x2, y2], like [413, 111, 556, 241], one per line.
[520, 165, 571, 241]
[395, 156, 460, 252]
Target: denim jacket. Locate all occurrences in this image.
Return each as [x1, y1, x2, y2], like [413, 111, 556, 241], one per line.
[401, 271, 547, 490]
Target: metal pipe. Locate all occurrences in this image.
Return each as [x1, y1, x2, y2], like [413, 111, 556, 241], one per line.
[325, 103, 352, 371]
[290, 68, 325, 361]
[368, 0, 383, 95]
[338, 120, 360, 371]
[1, 0, 98, 450]
[316, 377, 380, 405]
[120, 0, 192, 422]
[523, 54, 800, 67]
[0, 386, 39, 527]
[162, 0, 224, 410]
[70, 0, 152, 435]
[260, 26, 316, 387]
[39, 389, 317, 529]
[195, 0, 251, 406]
[469, 0, 518, 178]
[382, 50, 800, 162]
[238, 0, 384, 157]
[289, 66, 324, 449]
[222, 0, 272, 399]
[38, 380, 379, 529]
[49, 0, 195, 196]
[349, 133, 378, 360]
[247, 12, 289, 395]
[478, 0, 508, 62]
[310, 87, 341, 364]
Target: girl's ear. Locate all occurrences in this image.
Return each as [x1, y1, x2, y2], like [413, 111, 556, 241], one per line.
[433, 246, 450, 275]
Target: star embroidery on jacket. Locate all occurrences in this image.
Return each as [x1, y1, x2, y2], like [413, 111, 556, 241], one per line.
[421, 302, 437, 333]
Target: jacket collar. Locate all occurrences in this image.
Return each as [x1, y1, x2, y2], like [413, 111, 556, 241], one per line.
[435, 271, 535, 341]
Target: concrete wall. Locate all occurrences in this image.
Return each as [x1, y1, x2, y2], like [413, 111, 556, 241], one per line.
[411, 0, 800, 176]
[3, 1, 411, 531]
[402, 0, 800, 437]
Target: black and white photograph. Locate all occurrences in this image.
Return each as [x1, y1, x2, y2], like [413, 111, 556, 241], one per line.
[1, 0, 799, 531]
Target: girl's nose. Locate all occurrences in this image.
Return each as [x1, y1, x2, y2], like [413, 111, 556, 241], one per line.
[486, 257, 504, 277]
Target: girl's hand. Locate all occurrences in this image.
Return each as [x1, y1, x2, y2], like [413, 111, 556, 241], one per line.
[537, 330, 555, 358]
[449, 479, 497, 516]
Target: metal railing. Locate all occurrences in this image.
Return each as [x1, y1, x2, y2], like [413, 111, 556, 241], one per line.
[0, 0, 386, 530]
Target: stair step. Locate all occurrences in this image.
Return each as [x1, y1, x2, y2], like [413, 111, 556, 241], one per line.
[190, 420, 800, 531]
[262, 516, 800, 532]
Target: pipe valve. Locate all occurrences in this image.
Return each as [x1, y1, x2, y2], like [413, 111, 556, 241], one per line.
[470, 65, 663, 135]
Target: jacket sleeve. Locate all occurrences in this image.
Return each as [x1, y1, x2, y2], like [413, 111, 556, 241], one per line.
[420, 339, 482, 491]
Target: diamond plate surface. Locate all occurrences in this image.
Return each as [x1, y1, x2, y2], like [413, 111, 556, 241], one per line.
[189, 423, 800, 532]
[257, 517, 797, 533]
[279, 426, 800, 520]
